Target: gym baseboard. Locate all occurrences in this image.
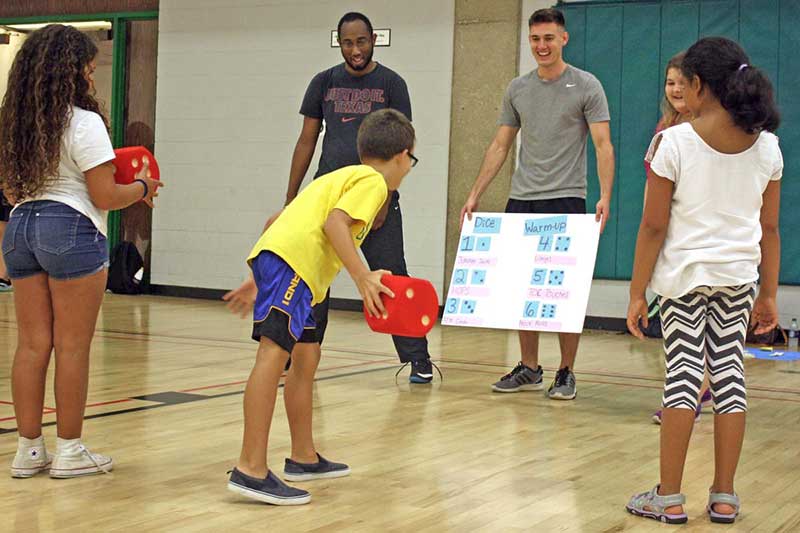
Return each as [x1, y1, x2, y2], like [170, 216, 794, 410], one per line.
[146, 285, 629, 333]
[147, 284, 228, 300]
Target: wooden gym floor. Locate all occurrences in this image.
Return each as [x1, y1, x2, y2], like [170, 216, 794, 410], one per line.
[1, 292, 799, 532]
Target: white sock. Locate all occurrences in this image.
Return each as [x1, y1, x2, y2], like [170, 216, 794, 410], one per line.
[18, 435, 44, 450]
[56, 437, 83, 456]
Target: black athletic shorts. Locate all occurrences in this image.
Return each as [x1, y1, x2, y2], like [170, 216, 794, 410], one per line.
[505, 197, 586, 215]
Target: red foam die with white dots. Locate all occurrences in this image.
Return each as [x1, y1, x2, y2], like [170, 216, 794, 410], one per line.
[112, 146, 160, 185]
[363, 275, 439, 338]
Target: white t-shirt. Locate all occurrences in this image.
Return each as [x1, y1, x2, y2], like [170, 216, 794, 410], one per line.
[646, 122, 783, 298]
[20, 106, 115, 235]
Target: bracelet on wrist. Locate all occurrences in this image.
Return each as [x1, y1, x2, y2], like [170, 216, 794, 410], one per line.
[133, 178, 148, 199]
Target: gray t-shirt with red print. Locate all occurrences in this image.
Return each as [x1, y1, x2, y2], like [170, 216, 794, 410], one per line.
[300, 63, 412, 178]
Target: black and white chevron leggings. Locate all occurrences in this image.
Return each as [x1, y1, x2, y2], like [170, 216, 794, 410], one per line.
[659, 283, 756, 414]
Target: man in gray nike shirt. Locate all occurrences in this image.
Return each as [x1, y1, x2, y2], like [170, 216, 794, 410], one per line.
[460, 8, 615, 401]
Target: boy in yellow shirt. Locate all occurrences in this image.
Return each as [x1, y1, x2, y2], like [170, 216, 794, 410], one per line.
[223, 109, 416, 505]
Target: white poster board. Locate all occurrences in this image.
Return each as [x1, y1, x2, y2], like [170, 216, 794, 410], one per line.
[441, 213, 600, 333]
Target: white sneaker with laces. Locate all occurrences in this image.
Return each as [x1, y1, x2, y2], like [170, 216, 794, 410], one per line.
[50, 442, 113, 478]
[11, 443, 52, 478]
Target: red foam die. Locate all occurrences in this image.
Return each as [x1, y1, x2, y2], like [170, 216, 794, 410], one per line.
[364, 275, 439, 338]
[113, 146, 160, 185]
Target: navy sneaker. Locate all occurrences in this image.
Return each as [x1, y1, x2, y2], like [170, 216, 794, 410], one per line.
[410, 359, 433, 383]
[395, 359, 442, 384]
[227, 468, 310, 505]
[283, 453, 350, 482]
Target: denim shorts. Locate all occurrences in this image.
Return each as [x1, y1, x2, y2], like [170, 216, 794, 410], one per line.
[2, 200, 109, 280]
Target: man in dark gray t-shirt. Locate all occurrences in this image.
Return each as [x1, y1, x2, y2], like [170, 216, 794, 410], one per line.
[460, 8, 615, 401]
[299, 60, 411, 177]
[284, 12, 436, 385]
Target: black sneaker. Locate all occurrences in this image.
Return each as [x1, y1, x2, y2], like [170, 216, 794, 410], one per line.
[491, 362, 543, 392]
[0, 278, 12, 292]
[410, 359, 434, 383]
[227, 468, 310, 505]
[283, 453, 350, 482]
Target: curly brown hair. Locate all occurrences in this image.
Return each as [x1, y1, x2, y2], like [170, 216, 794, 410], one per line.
[0, 24, 107, 201]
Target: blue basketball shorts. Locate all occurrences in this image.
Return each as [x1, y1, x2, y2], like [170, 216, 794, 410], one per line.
[251, 251, 317, 352]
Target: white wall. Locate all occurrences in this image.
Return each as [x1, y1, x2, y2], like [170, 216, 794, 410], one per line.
[93, 38, 114, 113]
[152, 0, 454, 300]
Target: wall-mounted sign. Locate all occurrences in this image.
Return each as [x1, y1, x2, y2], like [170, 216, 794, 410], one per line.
[331, 28, 391, 48]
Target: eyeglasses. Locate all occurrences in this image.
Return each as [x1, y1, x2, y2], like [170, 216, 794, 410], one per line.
[408, 152, 419, 167]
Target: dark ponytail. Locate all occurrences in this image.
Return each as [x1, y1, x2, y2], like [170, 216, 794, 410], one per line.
[682, 37, 780, 133]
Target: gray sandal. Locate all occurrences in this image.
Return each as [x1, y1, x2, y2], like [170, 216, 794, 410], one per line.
[626, 485, 688, 524]
[707, 490, 740, 523]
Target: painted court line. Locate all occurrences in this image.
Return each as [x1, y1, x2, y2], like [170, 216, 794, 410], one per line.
[0, 364, 399, 435]
[86, 398, 135, 408]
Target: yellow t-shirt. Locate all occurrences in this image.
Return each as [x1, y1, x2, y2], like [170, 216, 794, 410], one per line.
[247, 165, 388, 304]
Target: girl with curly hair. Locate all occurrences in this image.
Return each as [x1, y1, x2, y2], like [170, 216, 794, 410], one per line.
[0, 24, 162, 479]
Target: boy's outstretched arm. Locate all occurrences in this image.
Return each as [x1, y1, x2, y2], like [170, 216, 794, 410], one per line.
[324, 208, 395, 318]
[223, 210, 284, 317]
[224, 278, 257, 318]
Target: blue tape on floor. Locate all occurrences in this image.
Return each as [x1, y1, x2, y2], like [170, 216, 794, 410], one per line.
[745, 348, 800, 361]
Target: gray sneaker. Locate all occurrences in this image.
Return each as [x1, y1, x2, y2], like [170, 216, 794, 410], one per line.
[547, 367, 576, 400]
[491, 362, 543, 392]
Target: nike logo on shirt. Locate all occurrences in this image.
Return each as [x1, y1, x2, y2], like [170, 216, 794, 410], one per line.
[565, 83, 577, 88]
[341, 117, 357, 123]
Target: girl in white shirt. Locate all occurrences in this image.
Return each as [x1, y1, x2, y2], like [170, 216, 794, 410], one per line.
[646, 52, 714, 426]
[0, 25, 161, 479]
[625, 37, 782, 525]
